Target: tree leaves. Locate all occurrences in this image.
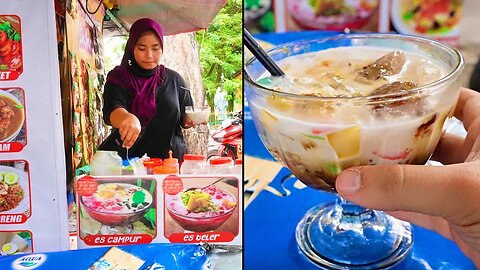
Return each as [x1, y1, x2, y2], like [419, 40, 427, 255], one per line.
[196, 0, 242, 112]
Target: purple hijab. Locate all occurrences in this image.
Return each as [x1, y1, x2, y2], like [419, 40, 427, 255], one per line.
[106, 18, 167, 127]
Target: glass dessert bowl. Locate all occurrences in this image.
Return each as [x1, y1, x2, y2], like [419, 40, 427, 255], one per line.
[244, 34, 463, 269]
[185, 106, 210, 125]
[165, 185, 237, 232]
[80, 183, 153, 234]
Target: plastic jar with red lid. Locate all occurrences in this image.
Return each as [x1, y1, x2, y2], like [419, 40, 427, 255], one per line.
[143, 158, 162, 175]
[208, 157, 233, 174]
[181, 154, 206, 174]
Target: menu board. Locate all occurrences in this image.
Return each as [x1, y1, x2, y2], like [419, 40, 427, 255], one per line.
[76, 175, 242, 248]
[0, 0, 70, 254]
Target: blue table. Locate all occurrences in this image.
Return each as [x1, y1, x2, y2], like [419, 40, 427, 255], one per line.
[244, 31, 475, 270]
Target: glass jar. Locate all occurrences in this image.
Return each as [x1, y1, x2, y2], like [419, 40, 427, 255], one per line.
[90, 150, 122, 176]
[232, 158, 242, 175]
[208, 157, 233, 174]
[181, 154, 206, 174]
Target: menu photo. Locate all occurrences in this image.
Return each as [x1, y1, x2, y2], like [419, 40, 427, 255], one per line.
[0, 160, 31, 225]
[0, 230, 33, 255]
[0, 88, 27, 152]
[163, 176, 240, 244]
[76, 176, 158, 246]
[280, 0, 384, 32]
[0, 15, 23, 81]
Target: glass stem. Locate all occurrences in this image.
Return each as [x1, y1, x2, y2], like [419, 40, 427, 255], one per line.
[336, 197, 375, 227]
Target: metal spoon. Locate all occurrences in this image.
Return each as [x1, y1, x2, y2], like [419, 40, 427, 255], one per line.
[185, 177, 227, 192]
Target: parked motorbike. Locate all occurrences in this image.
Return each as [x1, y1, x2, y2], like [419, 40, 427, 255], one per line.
[207, 111, 243, 160]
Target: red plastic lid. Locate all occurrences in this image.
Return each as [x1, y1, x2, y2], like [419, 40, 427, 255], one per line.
[209, 157, 232, 165]
[235, 159, 243, 165]
[143, 159, 163, 167]
[143, 161, 160, 168]
[184, 154, 205, 161]
[146, 158, 162, 163]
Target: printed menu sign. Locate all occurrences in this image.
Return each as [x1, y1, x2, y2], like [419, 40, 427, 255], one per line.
[0, 0, 69, 255]
[76, 175, 242, 248]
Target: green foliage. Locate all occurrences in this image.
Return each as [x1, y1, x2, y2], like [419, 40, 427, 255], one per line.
[196, 0, 242, 112]
[103, 36, 127, 74]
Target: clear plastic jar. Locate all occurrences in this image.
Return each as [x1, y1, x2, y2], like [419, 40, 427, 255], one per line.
[90, 150, 122, 176]
[181, 154, 206, 174]
[232, 158, 242, 175]
[208, 157, 233, 174]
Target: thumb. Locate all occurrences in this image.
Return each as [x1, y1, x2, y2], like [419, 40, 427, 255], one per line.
[335, 163, 480, 220]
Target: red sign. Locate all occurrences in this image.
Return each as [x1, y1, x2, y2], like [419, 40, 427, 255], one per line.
[76, 176, 98, 196]
[0, 142, 24, 152]
[83, 234, 154, 246]
[169, 232, 235, 243]
[0, 214, 27, 224]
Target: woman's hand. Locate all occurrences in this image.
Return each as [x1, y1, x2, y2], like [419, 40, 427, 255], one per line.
[336, 88, 480, 267]
[119, 113, 142, 148]
[182, 116, 195, 129]
[110, 108, 142, 148]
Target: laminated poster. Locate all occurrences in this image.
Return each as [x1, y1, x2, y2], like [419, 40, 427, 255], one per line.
[0, 0, 70, 256]
[76, 175, 242, 248]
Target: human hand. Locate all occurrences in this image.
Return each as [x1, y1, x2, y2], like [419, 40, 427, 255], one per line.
[118, 113, 142, 148]
[182, 116, 195, 129]
[336, 88, 480, 267]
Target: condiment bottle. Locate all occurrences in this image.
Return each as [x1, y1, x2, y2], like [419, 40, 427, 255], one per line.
[208, 157, 233, 174]
[90, 150, 122, 176]
[163, 150, 179, 174]
[180, 154, 206, 174]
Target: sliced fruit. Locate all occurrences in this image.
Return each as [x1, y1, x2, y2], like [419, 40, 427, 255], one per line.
[186, 195, 199, 212]
[195, 197, 210, 208]
[186, 193, 207, 211]
[326, 126, 361, 159]
[222, 199, 237, 209]
[3, 172, 18, 185]
[266, 95, 293, 111]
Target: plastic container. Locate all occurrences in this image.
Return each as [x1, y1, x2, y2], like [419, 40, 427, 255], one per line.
[208, 157, 233, 174]
[232, 158, 242, 175]
[90, 150, 122, 176]
[153, 165, 178, 175]
[180, 154, 206, 174]
[143, 158, 162, 175]
[162, 150, 179, 174]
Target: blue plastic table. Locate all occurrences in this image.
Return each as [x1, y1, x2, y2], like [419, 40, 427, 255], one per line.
[244, 31, 475, 270]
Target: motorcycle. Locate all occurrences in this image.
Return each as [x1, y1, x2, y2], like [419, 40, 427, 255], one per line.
[207, 111, 243, 160]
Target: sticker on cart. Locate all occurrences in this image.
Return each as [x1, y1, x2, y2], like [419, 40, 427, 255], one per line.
[164, 176, 239, 243]
[0, 160, 31, 224]
[75, 175, 98, 196]
[0, 230, 33, 255]
[0, 15, 23, 81]
[0, 88, 27, 152]
[78, 177, 157, 246]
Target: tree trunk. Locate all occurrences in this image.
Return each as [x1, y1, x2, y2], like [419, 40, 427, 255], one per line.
[161, 33, 209, 157]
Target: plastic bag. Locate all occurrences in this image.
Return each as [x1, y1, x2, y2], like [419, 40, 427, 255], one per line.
[0, 243, 209, 270]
